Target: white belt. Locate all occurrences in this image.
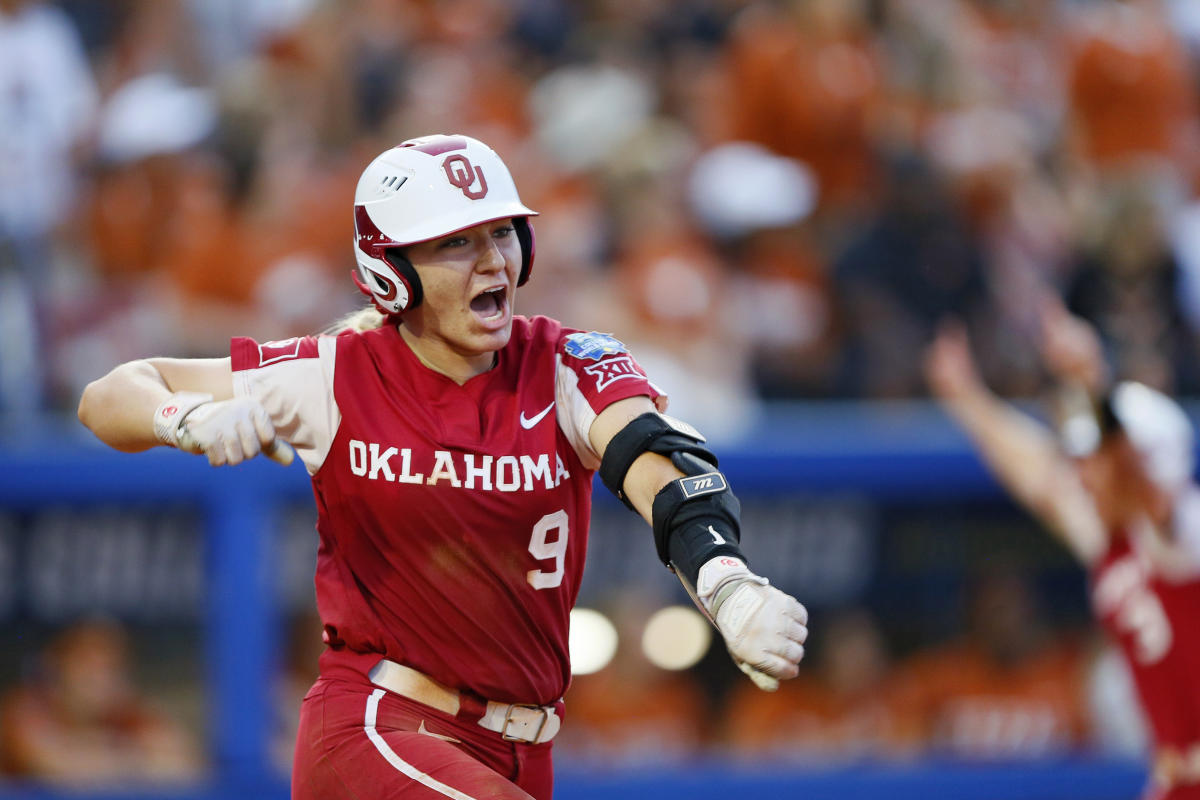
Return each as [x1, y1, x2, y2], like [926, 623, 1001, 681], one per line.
[367, 659, 560, 745]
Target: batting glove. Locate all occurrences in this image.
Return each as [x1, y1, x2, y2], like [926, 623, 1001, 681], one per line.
[696, 556, 808, 691]
[153, 392, 293, 467]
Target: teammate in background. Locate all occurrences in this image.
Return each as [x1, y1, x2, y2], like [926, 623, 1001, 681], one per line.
[76, 134, 808, 800]
[924, 299, 1200, 800]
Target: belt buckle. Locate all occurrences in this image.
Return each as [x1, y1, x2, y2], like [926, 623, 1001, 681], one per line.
[501, 703, 548, 743]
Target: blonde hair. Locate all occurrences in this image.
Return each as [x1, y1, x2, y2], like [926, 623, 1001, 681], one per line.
[325, 305, 389, 334]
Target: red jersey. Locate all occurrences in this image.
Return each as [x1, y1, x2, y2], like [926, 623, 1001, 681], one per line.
[1090, 522, 1200, 751]
[231, 316, 663, 706]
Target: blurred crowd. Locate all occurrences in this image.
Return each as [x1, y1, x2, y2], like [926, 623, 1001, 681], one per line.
[0, 0, 1194, 785]
[3, 0, 1200, 438]
[0, 570, 1147, 786]
[558, 565, 1145, 769]
[0, 620, 203, 787]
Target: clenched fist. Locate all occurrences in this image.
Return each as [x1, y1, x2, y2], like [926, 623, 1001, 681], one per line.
[696, 556, 808, 691]
[154, 392, 293, 467]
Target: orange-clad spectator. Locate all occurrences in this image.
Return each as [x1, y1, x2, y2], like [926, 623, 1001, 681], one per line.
[730, 225, 842, 398]
[724, 608, 924, 764]
[85, 156, 175, 283]
[1065, 0, 1200, 179]
[158, 155, 254, 306]
[603, 151, 763, 442]
[895, 567, 1090, 760]
[183, 151, 358, 333]
[684, 140, 838, 397]
[712, 0, 884, 212]
[85, 72, 220, 286]
[0, 619, 204, 786]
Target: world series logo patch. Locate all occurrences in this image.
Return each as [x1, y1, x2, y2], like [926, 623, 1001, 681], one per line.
[564, 332, 628, 361]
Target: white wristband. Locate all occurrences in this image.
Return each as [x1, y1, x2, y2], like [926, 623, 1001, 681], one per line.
[153, 392, 213, 449]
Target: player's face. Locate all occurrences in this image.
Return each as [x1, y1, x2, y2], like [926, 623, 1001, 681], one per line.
[402, 219, 521, 376]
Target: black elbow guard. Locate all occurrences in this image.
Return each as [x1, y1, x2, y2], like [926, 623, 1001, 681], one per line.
[598, 412, 718, 511]
[651, 470, 746, 585]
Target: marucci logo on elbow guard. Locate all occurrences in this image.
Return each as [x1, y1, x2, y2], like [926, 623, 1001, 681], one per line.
[681, 473, 728, 498]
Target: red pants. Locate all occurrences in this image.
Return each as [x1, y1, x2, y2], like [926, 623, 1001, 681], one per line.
[292, 676, 554, 799]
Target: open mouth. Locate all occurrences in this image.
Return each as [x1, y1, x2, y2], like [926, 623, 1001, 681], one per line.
[469, 286, 509, 322]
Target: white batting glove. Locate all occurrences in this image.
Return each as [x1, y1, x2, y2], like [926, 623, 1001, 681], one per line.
[696, 556, 808, 691]
[153, 392, 293, 467]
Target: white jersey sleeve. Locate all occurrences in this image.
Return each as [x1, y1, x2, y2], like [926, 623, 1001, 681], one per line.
[555, 353, 601, 469]
[229, 335, 341, 474]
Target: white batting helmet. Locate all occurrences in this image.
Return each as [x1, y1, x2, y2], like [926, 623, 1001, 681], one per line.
[353, 134, 538, 316]
[1060, 381, 1196, 496]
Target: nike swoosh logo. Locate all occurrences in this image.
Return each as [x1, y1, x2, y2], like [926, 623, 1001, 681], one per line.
[519, 402, 555, 430]
[417, 720, 461, 743]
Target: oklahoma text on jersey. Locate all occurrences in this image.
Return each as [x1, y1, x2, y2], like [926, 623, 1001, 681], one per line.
[347, 441, 571, 492]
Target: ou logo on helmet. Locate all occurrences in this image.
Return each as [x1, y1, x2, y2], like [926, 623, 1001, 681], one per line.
[443, 154, 489, 199]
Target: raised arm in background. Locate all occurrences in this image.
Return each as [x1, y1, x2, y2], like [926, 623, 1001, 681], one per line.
[923, 322, 1105, 565]
[1038, 294, 1110, 397]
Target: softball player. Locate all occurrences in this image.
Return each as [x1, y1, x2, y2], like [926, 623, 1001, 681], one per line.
[78, 134, 808, 799]
[925, 306, 1200, 800]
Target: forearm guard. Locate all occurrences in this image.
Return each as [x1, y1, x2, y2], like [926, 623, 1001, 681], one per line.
[599, 411, 718, 511]
[598, 411, 747, 585]
[651, 470, 746, 586]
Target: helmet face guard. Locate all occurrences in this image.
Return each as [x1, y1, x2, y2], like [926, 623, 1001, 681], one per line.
[352, 134, 538, 316]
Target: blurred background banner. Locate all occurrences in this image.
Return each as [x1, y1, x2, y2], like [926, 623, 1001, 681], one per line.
[3, 0, 1199, 796]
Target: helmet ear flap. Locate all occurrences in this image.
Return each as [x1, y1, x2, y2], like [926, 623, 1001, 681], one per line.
[514, 217, 535, 286]
[352, 249, 422, 317]
[383, 249, 424, 311]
